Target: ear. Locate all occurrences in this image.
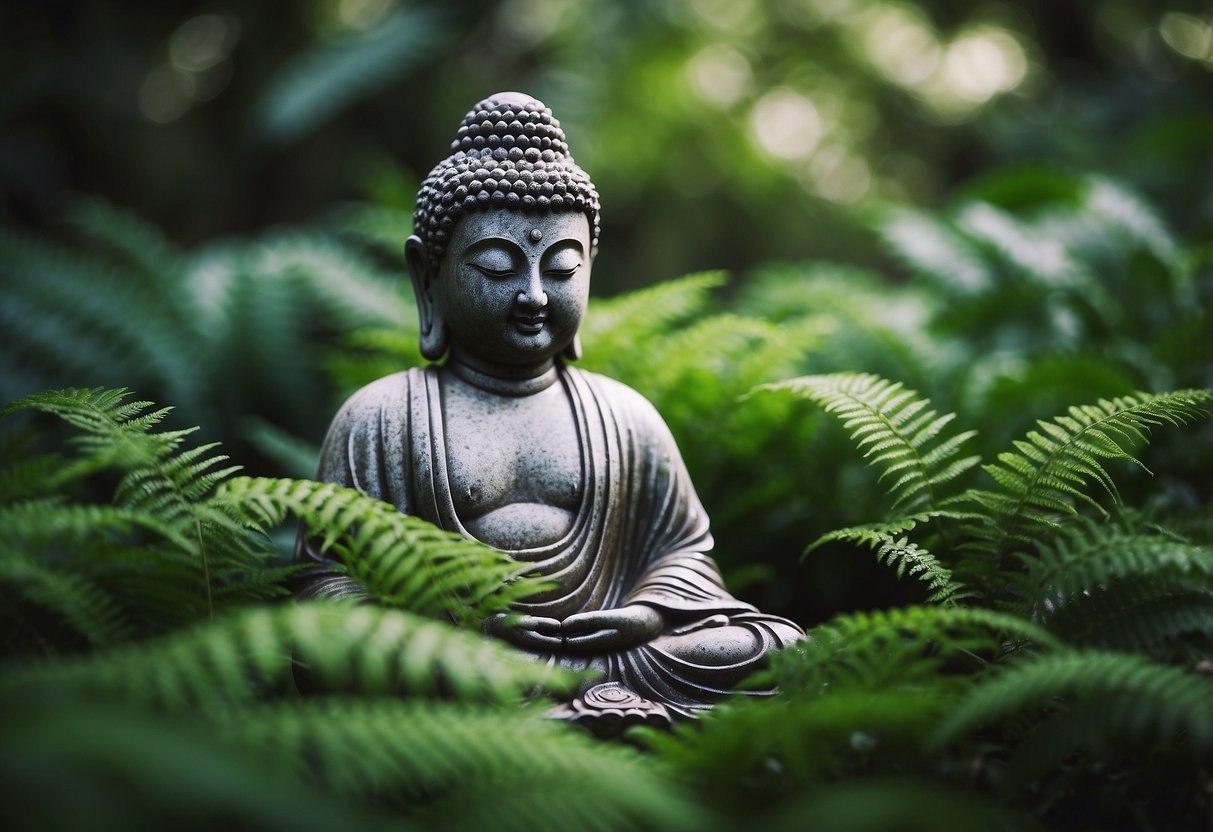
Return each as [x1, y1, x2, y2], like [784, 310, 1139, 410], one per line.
[405, 235, 448, 361]
[562, 333, 582, 361]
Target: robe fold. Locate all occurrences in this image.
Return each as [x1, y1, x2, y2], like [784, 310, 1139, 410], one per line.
[298, 364, 802, 715]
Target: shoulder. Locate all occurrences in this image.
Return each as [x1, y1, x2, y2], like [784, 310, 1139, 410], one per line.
[315, 369, 425, 486]
[564, 366, 676, 441]
[566, 366, 658, 415]
[330, 369, 420, 427]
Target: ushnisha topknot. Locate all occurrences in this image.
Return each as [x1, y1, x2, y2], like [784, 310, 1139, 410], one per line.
[412, 91, 601, 266]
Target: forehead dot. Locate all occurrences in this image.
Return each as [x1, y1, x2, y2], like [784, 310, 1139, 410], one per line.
[529, 229, 543, 242]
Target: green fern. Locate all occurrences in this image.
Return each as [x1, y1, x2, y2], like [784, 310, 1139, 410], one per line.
[644, 690, 947, 797]
[966, 389, 1213, 552]
[736, 262, 943, 393]
[1011, 515, 1213, 620]
[765, 605, 1062, 697]
[931, 650, 1213, 762]
[63, 195, 188, 305]
[1, 603, 577, 707]
[219, 476, 542, 622]
[0, 549, 133, 648]
[1034, 565, 1213, 657]
[212, 699, 704, 832]
[764, 373, 980, 515]
[0, 214, 213, 413]
[252, 5, 452, 144]
[808, 512, 980, 606]
[578, 270, 726, 368]
[878, 207, 992, 294]
[0, 388, 290, 643]
[0, 696, 404, 832]
[757, 373, 980, 602]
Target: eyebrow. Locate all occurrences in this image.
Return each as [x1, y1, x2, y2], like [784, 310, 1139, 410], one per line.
[463, 236, 585, 257]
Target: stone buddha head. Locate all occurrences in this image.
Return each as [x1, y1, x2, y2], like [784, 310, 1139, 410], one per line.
[405, 92, 602, 367]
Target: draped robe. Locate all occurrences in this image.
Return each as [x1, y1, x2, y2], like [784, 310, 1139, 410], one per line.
[297, 364, 802, 716]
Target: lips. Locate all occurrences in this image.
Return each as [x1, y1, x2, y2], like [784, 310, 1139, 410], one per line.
[511, 310, 548, 333]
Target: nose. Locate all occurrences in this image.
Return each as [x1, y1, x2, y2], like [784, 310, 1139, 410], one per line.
[517, 267, 547, 309]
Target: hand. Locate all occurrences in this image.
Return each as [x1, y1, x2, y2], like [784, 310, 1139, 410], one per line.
[561, 604, 663, 651]
[484, 613, 563, 650]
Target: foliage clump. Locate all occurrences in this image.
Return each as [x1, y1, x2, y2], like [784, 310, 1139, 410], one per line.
[2, 170, 1211, 830]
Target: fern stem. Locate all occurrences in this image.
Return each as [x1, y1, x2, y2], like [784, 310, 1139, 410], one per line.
[195, 517, 213, 621]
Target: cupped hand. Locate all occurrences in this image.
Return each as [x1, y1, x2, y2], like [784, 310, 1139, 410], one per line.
[561, 604, 663, 651]
[484, 612, 563, 650]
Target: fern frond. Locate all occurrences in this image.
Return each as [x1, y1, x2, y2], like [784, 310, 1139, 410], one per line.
[63, 195, 186, 292]
[1012, 515, 1213, 617]
[326, 326, 425, 393]
[1083, 177, 1178, 265]
[737, 262, 942, 392]
[956, 202, 1086, 289]
[327, 200, 414, 253]
[645, 690, 943, 791]
[809, 515, 976, 606]
[0, 450, 67, 504]
[877, 207, 991, 293]
[766, 605, 1060, 697]
[0, 548, 133, 647]
[763, 373, 980, 514]
[1041, 576, 1213, 656]
[0, 695, 405, 832]
[249, 232, 409, 328]
[213, 699, 703, 831]
[252, 5, 450, 144]
[967, 389, 1213, 551]
[808, 509, 980, 551]
[0, 499, 175, 547]
[0, 230, 203, 407]
[3, 388, 289, 624]
[579, 271, 726, 362]
[1, 603, 578, 707]
[218, 476, 539, 621]
[931, 650, 1213, 760]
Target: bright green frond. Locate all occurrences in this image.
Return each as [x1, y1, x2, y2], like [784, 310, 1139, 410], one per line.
[967, 389, 1213, 552]
[808, 514, 976, 605]
[218, 476, 540, 621]
[763, 373, 980, 513]
[579, 271, 725, 361]
[2, 603, 578, 707]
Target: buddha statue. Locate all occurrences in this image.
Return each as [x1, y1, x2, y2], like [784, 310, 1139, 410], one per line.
[298, 92, 803, 731]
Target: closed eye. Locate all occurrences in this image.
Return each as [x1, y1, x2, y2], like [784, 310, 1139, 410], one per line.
[544, 265, 581, 279]
[469, 264, 514, 279]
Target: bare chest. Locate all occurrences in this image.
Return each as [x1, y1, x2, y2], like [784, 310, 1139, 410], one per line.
[441, 378, 583, 549]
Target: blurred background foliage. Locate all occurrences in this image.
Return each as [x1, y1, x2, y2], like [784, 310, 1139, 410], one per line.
[3, 0, 1212, 627]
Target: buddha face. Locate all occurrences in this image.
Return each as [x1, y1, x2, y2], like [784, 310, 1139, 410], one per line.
[431, 209, 591, 366]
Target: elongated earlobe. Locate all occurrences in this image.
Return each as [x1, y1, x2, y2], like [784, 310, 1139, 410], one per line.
[562, 333, 583, 362]
[405, 235, 448, 361]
